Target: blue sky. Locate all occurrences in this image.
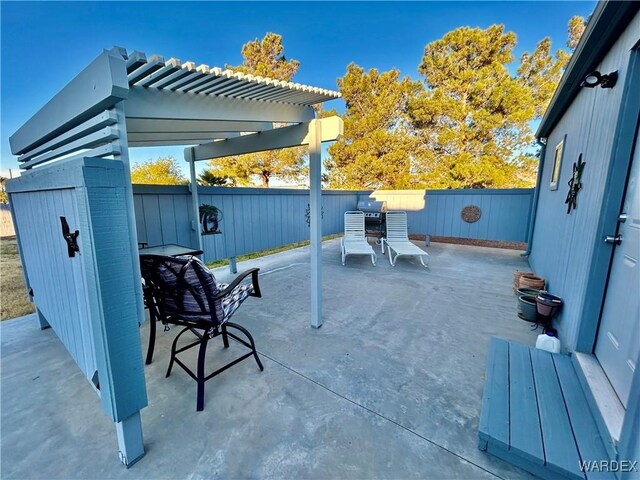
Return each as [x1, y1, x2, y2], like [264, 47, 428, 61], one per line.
[1, 1, 596, 180]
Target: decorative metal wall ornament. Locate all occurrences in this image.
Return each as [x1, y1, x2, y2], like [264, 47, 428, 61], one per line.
[305, 204, 324, 227]
[199, 204, 223, 234]
[565, 154, 586, 213]
[461, 205, 481, 223]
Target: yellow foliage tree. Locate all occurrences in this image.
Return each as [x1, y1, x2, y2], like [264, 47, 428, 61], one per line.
[130, 157, 187, 185]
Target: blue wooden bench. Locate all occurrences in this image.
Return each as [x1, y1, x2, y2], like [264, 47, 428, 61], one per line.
[478, 338, 614, 480]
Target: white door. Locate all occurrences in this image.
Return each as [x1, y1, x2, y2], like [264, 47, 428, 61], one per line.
[595, 121, 640, 408]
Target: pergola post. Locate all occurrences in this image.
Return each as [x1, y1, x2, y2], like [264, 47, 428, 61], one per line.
[113, 102, 145, 326]
[110, 101, 146, 466]
[186, 148, 203, 253]
[309, 120, 323, 328]
[187, 116, 342, 328]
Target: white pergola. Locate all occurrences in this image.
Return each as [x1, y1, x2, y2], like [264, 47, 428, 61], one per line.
[8, 46, 342, 465]
[12, 46, 342, 329]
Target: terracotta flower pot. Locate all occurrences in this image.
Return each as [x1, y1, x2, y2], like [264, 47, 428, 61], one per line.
[514, 270, 533, 292]
[519, 274, 545, 290]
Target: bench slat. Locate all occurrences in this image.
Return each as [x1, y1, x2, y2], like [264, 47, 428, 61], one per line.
[479, 337, 510, 448]
[554, 355, 616, 480]
[509, 342, 544, 464]
[479, 339, 615, 480]
[530, 348, 584, 480]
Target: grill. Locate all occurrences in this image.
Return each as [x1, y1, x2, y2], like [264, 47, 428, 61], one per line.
[357, 196, 387, 238]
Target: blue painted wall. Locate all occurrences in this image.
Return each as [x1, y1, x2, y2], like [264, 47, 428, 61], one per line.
[529, 14, 640, 352]
[7, 158, 148, 422]
[371, 189, 533, 242]
[133, 186, 533, 263]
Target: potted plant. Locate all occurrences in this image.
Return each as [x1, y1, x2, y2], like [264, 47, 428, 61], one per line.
[199, 204, 222, 234]
[517, 294, 539, 322]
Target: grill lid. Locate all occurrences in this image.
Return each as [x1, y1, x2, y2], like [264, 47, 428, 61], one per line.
[357, 197, 386, 213]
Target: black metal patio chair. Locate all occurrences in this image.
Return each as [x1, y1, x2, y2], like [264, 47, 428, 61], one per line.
[139, 254, 263, 411]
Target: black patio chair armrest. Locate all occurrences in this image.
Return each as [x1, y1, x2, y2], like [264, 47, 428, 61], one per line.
[212, 268, 262, 300]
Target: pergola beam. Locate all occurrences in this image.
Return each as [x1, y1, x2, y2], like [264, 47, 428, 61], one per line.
[10, 51, 128, 156]
[125, 118, 272, 135]
[189, 116, 343, 161]
[125, 86, 315, 125]
[127, 132, 239, 147]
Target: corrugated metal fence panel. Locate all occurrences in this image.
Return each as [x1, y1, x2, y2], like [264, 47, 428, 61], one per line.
[132, 186, 533, 263]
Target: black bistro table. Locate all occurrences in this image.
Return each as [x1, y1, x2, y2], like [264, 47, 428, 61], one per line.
[138, 243, 203, 364]
[138, 243, 203, 258]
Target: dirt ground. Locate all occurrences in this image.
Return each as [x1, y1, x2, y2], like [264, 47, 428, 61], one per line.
[0, 236, 34, 320]
[409, 234, 527, 251]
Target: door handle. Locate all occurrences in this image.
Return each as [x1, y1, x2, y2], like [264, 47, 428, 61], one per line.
[604, 235, 622, 245]
[60, 217, 80, 257]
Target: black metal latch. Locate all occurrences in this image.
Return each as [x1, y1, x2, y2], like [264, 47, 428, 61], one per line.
[60, 216, 80, 257]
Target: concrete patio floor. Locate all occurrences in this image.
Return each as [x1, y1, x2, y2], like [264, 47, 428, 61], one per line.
[2, 239, 540, 479]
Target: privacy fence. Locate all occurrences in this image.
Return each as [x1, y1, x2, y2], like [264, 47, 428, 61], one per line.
[133, 185, 534, 263]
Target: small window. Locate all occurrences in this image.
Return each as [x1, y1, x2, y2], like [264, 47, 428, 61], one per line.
[550, 137, 565, 190]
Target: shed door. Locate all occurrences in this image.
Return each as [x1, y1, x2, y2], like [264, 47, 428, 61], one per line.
[10, 188, 97, 381]
[595, 120, 640, 408]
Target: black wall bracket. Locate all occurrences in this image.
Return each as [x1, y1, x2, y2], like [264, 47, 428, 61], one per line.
[60, 217, 80, 257]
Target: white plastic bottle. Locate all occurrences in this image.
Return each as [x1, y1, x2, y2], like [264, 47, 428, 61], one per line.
[536, 331, 561, 353]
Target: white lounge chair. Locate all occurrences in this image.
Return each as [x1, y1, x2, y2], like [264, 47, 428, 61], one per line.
[341, 211, 377, 266]
[381, 211, 429, 268]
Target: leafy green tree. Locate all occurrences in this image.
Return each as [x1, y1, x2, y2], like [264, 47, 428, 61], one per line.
[409, 25, 542, 188]
[198, 169, 233, 186]
[518, 38, 570, 119]
[226, 32, 300, 81]
[325, 64, 421, 189]
[327, 18, 584, 191]
[207, 33, 307, 187]
[517, 16, 585, 120]
[130, 157, 187, 185]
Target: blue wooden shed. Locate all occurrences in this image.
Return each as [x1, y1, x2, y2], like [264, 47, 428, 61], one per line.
[6, 47, 341, 466]
[480, 2, 640, 478]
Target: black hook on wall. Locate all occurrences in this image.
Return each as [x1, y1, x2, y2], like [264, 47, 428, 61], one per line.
[60, 217, 80, 257]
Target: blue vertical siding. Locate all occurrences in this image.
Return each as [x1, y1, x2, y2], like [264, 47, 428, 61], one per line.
[133, 186, 532, 264]
[529, 12, 640, 351]
[10, 188, 98, 379]
[7, 158, 147, 422]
